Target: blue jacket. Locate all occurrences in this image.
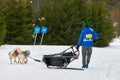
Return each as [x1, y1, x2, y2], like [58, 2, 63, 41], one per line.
[77, 27, 98, 47]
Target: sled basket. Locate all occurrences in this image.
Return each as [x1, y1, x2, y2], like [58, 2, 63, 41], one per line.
[42, 46, 79, 68]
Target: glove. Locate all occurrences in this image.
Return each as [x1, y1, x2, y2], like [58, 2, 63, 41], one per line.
[74, 53, 79, 59]
[76, 45, 80, 51]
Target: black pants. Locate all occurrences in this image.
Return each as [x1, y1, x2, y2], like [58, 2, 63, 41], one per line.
[82, 46, 92, 65]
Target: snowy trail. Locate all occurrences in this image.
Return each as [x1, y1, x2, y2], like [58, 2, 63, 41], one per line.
[92, 47, 120, 80]
[0, 44, 120, 80]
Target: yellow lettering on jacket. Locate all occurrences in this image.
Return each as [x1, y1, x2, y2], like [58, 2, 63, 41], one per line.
[86, 34, 93, 38]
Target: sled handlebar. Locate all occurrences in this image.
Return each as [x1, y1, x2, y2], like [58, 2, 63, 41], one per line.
[60, 45, 80, 55]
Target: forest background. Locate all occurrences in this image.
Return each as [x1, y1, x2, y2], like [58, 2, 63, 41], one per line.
[0, 0, 120, 47]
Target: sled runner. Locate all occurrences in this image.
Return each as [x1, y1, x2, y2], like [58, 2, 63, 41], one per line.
[42, 46, 80, 68]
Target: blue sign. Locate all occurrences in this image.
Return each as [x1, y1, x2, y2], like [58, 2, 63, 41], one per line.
[41, 26, 48, 34]
[34, 26, 40, 34]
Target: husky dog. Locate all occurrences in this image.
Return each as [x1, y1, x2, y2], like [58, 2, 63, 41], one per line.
[17, 50, 31, 64]
[8, 47, 31, 64]
[8, 47, 22, 64]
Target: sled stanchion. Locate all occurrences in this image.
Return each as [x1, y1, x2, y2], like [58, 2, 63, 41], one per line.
[60, 46, 74, 54]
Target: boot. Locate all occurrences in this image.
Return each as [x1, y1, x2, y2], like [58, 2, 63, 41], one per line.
[85, 64, 88, 68]
[82, 64, 86, 68]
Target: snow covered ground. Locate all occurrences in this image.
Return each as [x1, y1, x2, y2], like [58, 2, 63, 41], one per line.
[0, 39, 120, 80]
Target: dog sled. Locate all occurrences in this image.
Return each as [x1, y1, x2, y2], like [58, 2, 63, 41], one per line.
[42, 46, 80, 69]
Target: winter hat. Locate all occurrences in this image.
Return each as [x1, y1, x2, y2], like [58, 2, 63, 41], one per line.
[83, 21, 89, 27]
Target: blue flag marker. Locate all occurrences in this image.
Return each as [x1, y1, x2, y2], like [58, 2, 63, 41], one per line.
[34, 26, 40, 34]
[41, 26, 48, 34]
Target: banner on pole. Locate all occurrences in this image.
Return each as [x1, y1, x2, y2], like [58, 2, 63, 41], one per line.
[34, 26, 40, 34]
[41, 26, 48, 34]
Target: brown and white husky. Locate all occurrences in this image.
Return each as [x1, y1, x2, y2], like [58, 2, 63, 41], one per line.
[8, 47, 31, 64]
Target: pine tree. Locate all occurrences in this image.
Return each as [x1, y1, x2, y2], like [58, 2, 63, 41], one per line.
[0, 1, 6, 45]
[38, 0, 86, 45]
[107, 0, 120, 9]
[86, 0, 116, 47]
[4, 1, 33, 44]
